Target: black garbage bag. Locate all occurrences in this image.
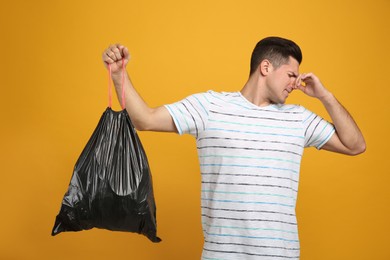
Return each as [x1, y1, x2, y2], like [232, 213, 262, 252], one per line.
[52, 62, 161, 242]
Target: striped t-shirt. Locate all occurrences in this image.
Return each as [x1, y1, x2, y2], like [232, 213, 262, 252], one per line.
[165, 90, 335, 260]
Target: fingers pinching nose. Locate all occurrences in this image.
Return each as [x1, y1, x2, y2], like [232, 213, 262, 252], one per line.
[295, 77, 301, 89]
[296, 74, 306, 88]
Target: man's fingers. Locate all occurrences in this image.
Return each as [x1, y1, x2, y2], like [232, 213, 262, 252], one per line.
[102, 52, 115, 64]
[115, 44, 131, 61]
[104, 48, 117, 62]
[106, 44, 129, 61]
[122, 47, 130, 60]
[110, 44, 123, 60]
[301, 72, 315, 81]
[102, 43, 130, 69]
[296, 84, 306, 92]
[295, 74, 303, 88]
[104, 44, 119, 61]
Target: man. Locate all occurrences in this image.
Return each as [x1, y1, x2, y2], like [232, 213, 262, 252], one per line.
[102, 37, 365, 259]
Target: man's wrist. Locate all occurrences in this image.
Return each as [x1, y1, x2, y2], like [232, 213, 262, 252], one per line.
[318, 91, 335, 104]
[111, 72, 123, 83]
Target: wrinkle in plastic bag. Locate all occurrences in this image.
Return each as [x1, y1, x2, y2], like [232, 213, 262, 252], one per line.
[52, 62, 161, 242]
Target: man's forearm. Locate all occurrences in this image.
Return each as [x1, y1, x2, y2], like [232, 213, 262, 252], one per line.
[111, 71, 153, 130]
[319, 92, 366, 153]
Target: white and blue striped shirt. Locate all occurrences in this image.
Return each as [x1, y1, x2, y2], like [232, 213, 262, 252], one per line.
[165, 90, 335, 260]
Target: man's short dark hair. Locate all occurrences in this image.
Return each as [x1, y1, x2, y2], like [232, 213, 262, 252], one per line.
[250, 36, 302, 76]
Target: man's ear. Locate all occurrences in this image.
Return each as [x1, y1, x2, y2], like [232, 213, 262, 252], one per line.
[259, 59, 271, 76]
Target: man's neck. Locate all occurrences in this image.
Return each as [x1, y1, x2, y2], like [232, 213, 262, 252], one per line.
[240, 75, 271, 107]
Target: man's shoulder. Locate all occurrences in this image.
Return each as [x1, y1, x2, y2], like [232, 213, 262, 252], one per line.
[187, 90, 240, 104]
[204, 90, 239, 98]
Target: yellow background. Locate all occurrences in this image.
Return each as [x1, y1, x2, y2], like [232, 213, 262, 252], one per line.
[1, 0, 389, 259]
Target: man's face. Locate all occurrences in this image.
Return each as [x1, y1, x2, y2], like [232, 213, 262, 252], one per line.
[265, 56, 300, 104]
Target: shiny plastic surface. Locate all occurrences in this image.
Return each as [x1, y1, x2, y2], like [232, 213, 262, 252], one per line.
[52, 108, 161, 242]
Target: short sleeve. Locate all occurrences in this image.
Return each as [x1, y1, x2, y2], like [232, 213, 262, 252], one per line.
[164, 92, 210, 138]
[302, 107, 335, 149]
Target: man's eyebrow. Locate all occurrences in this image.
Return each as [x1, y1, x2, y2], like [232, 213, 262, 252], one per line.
[288, 72, 298, 77]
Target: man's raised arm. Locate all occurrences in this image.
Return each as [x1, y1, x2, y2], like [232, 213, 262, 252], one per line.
[296, 73, 366, 155]
[102, 44, 177, 132]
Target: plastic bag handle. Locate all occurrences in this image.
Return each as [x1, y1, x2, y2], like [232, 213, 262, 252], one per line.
[108, 59, 126, 109]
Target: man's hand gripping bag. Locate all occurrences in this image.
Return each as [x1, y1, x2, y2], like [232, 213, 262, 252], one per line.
[51, 61, 161, 242]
